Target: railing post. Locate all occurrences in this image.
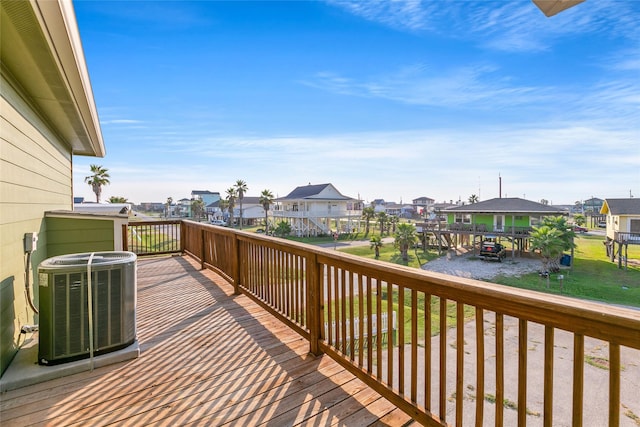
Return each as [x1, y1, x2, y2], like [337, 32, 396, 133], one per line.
[200, 226, 205, 270]
[232, 234, 240, 295]
[180, 220, 185, 254]
[122, 224, 129, 251]
[306, 252, 323, 356]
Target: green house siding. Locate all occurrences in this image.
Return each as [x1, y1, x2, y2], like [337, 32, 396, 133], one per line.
[0, 77, 73, 376]
[46, 217, 116, 257]
[447, 213, 531, 228]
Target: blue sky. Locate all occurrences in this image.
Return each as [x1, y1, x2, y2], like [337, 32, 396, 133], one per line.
[72, 0, 639, 205]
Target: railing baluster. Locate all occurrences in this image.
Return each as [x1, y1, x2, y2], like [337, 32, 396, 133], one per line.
[573, 334, 584, 427]
[456, 302, 464, 427]
[496, 313, 504, 427]
[518, 319, 528, 426]
[349, 272, 355, 360]
[388, 281, 394, 386]
[334, 265, 340, 349]
[376, 278, 382, 380]
[398, 285, 405, 396]
[326, 265, 333, 346]
[358, 273, 365, 367]
[366, 275, 373, 374]
[411, 289, 418, 403]
[425, 293, 432, 411]
[544, 326, 554, 427]
[341, 268, 347, 355]
[476, 307, 484, 427]
[440, 297, 447, 422]
[609, 343, 620, 426]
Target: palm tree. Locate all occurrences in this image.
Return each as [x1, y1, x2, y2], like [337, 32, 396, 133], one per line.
[529, 225, 566, 281]
[259, 189, 275, 234]
[362, 207, 375, 236]
[468, 194, 479, 204]
[376, 211, 388, 235]
[234, 179, 248, 229]
[108, 196, 128, 203]
[389, 215, 399, 234]
[370, 235, 383, 259]
[218, 199, 228, 222]
[84, 164, 110, 203]
[165, 197, 173, 218]
[191, 199, 205, 222]
[394, 223, 418, 262]
[226, 187, 237, 227]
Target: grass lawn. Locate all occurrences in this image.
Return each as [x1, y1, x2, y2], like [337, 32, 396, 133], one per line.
[338, 241, 441, 268]
[493, 235, 640, 308]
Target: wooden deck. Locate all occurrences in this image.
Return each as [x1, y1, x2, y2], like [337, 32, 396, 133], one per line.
[0, 256, 415, 426]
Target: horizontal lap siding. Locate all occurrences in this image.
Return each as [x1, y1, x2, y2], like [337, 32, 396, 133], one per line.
[0, 77, 72, 376]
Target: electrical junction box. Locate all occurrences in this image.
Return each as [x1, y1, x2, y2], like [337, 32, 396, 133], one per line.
[24, 232, 38, 252]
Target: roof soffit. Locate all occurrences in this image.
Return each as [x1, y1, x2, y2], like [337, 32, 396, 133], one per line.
[0, 0, 104, 157]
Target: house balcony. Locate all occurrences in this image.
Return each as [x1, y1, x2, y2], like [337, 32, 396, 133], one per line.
[2, 220, 639, 426]
[445, 223, 532, 236]
[615, 231, 640, 244]
[272, 209, 363, 219]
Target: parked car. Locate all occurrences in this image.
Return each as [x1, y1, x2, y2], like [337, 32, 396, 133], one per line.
[573, 224, 588, 233]
[479, 241, 506, 262]
[210, 219, 226, 226]
[597, 221, 607, 228]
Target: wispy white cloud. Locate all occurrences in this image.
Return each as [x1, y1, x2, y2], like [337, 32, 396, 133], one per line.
[329, 0, 640, 52]
[301, 63, 554, 108]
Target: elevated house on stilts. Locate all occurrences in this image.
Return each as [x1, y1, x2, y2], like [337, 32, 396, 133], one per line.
[600, 198, 640, 269]
[437, 198, 568, 259]
[272, 183, 363, 237]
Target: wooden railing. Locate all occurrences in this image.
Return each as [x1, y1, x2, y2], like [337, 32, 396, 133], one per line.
[123, 220, 183, 255]
[615, 231, 640, 244]
[446, 223, 532, 235]
[170, 221, 640, 426]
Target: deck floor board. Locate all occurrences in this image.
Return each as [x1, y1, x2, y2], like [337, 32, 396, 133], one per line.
[0, 256, 403, 426]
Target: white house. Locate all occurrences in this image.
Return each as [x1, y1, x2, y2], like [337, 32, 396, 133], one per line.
[235, 196, 268, 227]
[273, 183, 363, 236]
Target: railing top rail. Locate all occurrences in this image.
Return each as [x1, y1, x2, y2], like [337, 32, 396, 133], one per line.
[129, 219, 182, 226]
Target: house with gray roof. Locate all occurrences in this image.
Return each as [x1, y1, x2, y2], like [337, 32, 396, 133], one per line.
[440, 198, 568, 257]
[273, 183, 363, 236]
[600, 198, 640, 244]
[445, 197, 566, 232]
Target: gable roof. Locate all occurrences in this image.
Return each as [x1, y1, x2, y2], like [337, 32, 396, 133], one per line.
[445, 197, 566, 214]
[601, 198, 640, 215]
[276, 183, 352, 201]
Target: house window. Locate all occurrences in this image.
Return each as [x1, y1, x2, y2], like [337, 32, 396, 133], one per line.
[293, 203, 299, 212]
[630, 219, 640, 233]
[530, 216, 540, 226]
[455, 214, 471, 224]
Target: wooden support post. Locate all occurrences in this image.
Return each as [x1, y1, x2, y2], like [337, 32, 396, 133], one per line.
[200, 227, 205, 270]
[122, 224, 129, 251]
[306, 253, 323, 356]
[617, 241, 622, 269]
[233, 234, 241, 295]
[180, 220, 185, 254]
